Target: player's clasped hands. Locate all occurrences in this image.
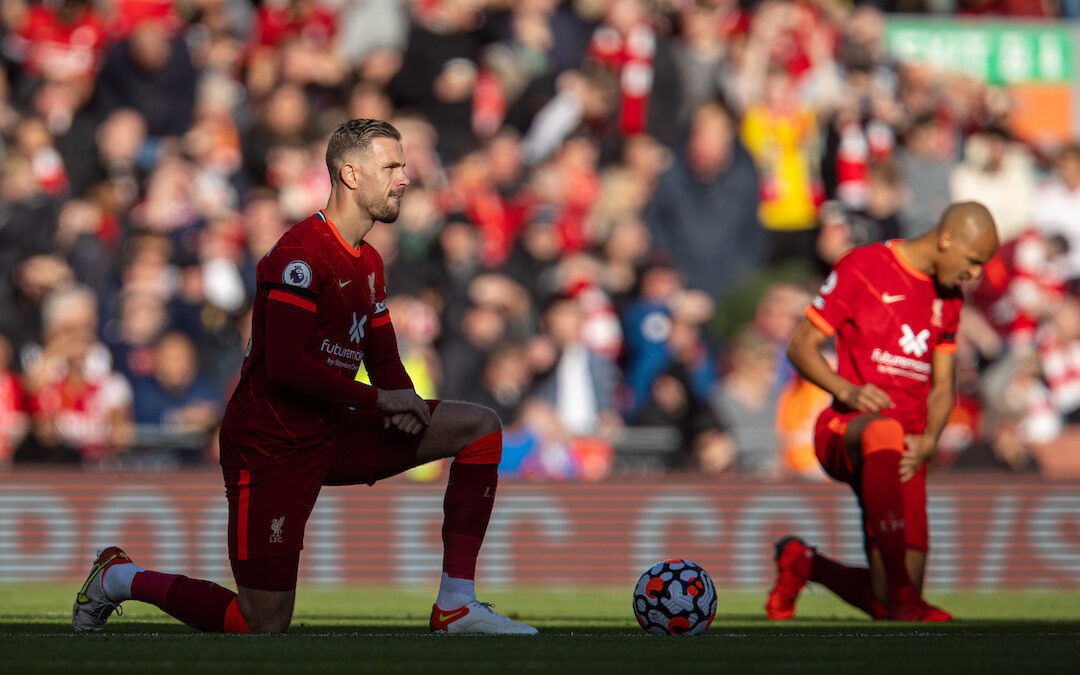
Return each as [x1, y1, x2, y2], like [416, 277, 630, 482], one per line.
[839, 383, 893, 413]
[375, 388, 431, 435]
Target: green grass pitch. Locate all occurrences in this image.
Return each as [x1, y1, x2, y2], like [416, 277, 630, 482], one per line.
[2, 584, 1078, 674]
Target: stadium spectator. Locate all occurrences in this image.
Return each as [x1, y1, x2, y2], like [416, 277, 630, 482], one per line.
[21, 284, 133, 465]
[501, 395, 614, 481]
[4, 0, 108, 85]
[950, 126, 1035, 243]
[633, 357, 734, 475]
[0, 254, 74, 371]
[55, 198, 117, 296]
[621, 263, 686, 416]
[1031, 143, 1080, 281]
[712, 326, 783, 477]
[337, 0, 408, 85]
[644, 101, 763, 300]
[130, 330, 221, 465]
[1038, 296, 1080, 423]
[103, 290, 168, 382]
[242, 82, 316, 192]
[597, 215, 651, 310]
[472, 341, 533, 426]
[841, 160, 906, 246]
[95, 16, 196, 138]
[894, 113, 955, 238]
[390, 0, 491, 160]
[437, 300, 506, 401]
[531, 292, 621, 439]
[503, 214, 562, 301]
[740, 60, 826, 264]
[585, 0, 682, 148]
[519, 65, 619, 166]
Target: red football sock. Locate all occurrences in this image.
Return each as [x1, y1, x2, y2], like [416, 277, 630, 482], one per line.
[441, 431, 501, 580]
[131, 571, 250, 633]
[809, 553, 883, 619]
[859, 419, 914, 600]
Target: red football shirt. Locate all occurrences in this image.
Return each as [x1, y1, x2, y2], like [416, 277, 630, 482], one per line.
[806, 241, 962, 434]
[221, 210, 393, 463]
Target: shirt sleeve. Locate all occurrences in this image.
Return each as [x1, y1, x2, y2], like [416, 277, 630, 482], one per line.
[264, 297, 379, 408]
[363, 318, 414, 391]
[258, 239, 325, 313]
[934, 296, 963, 354]
[362, 249, 412, 390]
[806, 255, 859, 337]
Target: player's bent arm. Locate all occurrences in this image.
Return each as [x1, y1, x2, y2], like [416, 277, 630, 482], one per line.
[363, 320, 429, 428]
[363, 319, 414, 391]
[900, 348, 956, 482]
[922, 348, 957, 447]
[787, 318, 891, 412]
[264, 297, 379, 408]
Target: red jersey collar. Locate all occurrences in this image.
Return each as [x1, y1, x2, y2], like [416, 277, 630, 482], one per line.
[317, 210, 363, 258]
[886, 240, 932, 282]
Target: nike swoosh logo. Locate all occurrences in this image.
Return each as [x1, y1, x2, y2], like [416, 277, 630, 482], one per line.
[881, 293, 906, 304]
[76, 551, 128, 604]
[338, 280, 352, 288]
[438, 608, 470, 623]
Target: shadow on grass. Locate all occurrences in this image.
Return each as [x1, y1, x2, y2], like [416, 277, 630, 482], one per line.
[3, 617, 1079, 638]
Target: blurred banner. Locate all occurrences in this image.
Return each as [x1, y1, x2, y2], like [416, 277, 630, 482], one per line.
[886, 16, 1078, 145]
[2, 474, 1078, 590]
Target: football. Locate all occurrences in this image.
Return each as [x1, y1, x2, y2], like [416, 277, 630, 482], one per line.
[632, 558, 717, 635]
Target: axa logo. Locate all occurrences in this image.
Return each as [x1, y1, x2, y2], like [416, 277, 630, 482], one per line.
[899, 324, 930, 357]
[270, 516, 285, 543]
[350, 312, 367, 343]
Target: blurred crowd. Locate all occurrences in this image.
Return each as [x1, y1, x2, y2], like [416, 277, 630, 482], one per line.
[1, 0, 1079, 480]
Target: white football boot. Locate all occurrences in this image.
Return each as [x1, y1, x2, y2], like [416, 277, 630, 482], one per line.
[429, 601, 538, 635]
[72, 547, 131, 632]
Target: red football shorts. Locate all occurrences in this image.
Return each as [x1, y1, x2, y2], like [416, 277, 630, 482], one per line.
[814, 407, 929, 554]
[222, 400, 440, 591]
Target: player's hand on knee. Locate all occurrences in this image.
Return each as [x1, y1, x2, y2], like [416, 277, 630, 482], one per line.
[839, 383, 892, 413]
[900, 434, 935, 482]
[375, 389, 431, 426]
[384, 412, 425, 434]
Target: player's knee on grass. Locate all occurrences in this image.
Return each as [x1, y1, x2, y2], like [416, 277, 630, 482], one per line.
[237, 586, 296, 633]
[860, 417, 904, 457]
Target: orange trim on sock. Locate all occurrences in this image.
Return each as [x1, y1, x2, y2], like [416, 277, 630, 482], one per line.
[456, 430, 502, 465]
[237, 470, 250, 560]
[224, 597, 250, 633]
[861, 418, 904, 455]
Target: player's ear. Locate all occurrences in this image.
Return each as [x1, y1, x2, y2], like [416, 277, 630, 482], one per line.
[938, 228, 953, 251]
[339, 162, 359, 189]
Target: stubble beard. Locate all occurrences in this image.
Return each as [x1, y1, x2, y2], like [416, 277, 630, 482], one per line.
[374, 201, 400, 223]
[361, 192, 401, 224]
